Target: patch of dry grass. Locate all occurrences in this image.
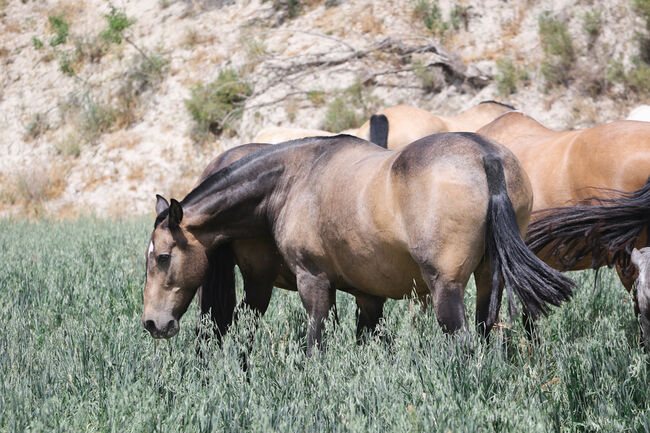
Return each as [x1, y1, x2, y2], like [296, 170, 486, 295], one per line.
[0, 162, 68, 216]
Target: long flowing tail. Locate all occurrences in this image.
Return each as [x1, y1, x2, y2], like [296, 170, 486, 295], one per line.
[369, 114, 389, 148]
[483, 155, 574, 323]
[197, 242, 236, 340]
[526, 177, 650, 279]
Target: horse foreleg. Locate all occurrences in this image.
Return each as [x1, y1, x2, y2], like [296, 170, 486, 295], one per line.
[296, 270, 336, 356]
[354, 293, 386, 343]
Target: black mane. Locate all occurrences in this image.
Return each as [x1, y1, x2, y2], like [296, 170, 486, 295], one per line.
[479, 100, 516, 111]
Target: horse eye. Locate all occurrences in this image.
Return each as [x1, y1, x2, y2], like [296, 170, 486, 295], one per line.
[157, 254, 171, 264]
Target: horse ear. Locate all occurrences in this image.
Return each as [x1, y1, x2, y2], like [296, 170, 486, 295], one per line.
[168, 198, 183, 228]
[631, 248, 644, 270]
[155, 194, 169, 215]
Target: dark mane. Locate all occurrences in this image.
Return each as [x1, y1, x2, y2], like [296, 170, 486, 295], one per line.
[479, 100, 516, 111]
[526, 177, 650, 278]
[181, 135, 366, 209]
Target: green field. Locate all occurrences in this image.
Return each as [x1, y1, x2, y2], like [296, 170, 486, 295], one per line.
[0, 218, 649, 432]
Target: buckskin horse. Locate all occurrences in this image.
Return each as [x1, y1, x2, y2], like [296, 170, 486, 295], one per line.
[472, 111, 650, 344]
[353, 100, 515, 149]
[142, 134, 573, 353]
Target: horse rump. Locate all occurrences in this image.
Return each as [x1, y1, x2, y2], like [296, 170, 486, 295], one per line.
[483, 155, 574, 323]
[526, 177, 650, 279]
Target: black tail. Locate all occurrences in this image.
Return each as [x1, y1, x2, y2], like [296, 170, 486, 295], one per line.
[369, 114, 389, 148]
[197, 242, 236, 341]
[483, 155, 574, 323]
[526, 177, 650, 279]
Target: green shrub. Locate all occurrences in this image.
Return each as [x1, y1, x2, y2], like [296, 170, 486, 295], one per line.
[100, 5, 133, 44]
[413, 0, 448, 36]
[450, 4, 471, 31]
[32, 37, 43, 50]
[55, 132, 82, 158]
[582, 10, 601, 45]
[538, 12, 575, 88]
[79, 95, 116, 144]
[495, 58, 528, 96]
[607, 58, 650, 95]
[413, 59, 444, 92]
[48, 14, 69, 46]
[323, 97, 362, 132]
[184, 69, 252, 141]
[626, 58, 650, 93]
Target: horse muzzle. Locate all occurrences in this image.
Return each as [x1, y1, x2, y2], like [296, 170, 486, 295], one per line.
[142, 316, 179, 339]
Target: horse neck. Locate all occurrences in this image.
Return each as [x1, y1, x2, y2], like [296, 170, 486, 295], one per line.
[180, 151, 289, 248]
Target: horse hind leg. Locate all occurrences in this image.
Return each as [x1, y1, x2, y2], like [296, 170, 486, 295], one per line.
[419, 263, 469, 337]
[355, 293, 386, 343]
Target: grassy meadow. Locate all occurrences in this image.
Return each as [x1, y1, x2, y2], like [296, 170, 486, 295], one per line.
[0, 218, 649, 432]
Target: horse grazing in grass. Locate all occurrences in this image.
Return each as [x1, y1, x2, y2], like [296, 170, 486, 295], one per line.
[354, 101, 514, 149]
[142, 134, 573, 353]
[193, 141, 389, 342]
[474, 111, 650, 341]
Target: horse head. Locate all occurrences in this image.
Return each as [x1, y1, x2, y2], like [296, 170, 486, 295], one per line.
[142, 195, 208, 339]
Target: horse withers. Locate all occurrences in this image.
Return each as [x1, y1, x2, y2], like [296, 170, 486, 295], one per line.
[142, 134, 573, 353]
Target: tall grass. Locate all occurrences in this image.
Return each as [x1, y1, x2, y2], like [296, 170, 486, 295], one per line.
[0, 219, 648, 432]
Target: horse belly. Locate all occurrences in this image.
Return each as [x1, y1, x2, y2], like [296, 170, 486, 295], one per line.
[331, 242, 427, 299]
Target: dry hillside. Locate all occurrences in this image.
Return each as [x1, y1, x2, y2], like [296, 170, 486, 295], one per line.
[1, 0, 648, 217]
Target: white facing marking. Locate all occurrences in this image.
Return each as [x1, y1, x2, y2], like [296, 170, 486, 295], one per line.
[148, 241, 154, 256]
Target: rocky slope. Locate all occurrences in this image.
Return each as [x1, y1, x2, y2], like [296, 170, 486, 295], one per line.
[0, 0, 647, 218]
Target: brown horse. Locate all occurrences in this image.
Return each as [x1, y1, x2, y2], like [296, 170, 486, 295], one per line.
[472, 111, 650, 343]
[193, 141, 388, 342]
[476, 112, 650, 278]
[354, 101, 515, 149]
[142, 134, 573, 353]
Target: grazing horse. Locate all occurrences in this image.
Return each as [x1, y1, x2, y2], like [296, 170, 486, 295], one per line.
[194, 142, 390, 342]
[142, 134, 573, 354]
[355, 100, 515, 149]
[474, 111, 650, 340]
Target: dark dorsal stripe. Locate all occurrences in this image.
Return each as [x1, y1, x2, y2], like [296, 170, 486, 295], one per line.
[479, 100, 516, 111]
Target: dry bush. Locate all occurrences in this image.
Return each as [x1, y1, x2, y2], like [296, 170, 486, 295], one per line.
[1, 162, 68, 216]
[24, 112, 50, 141]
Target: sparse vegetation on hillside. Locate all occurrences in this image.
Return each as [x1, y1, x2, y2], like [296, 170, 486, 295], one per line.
[538, 12, 575, 88]
[48, 14, 69, 47]
[495, 58, 529, 96]
[322, 79, 381, 132]
[413, 0, 448, 37]
[24, 112, 50, 140]
[184, 69, 253, 142]
[413, 59, 445, 92]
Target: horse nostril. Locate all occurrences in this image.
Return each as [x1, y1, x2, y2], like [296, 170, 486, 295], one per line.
[143, 319, 157, 333]
[164, 319, 175, 331]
